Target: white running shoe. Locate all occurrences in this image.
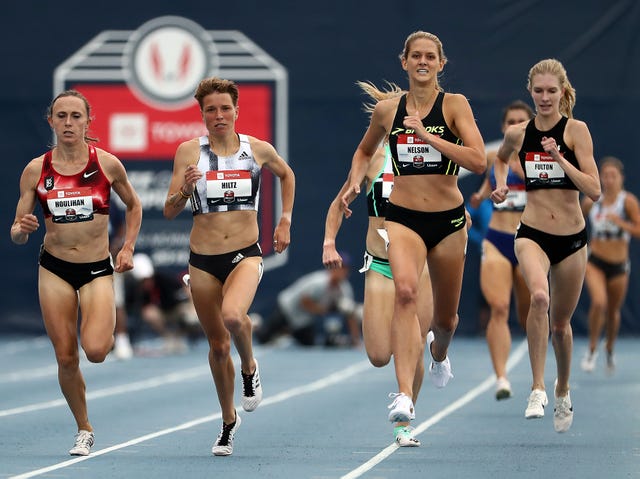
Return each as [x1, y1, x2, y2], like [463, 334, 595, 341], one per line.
[554, 392, 574, 433]
[495, 377, 512, 401]
[69, 430, 94, 456]
[212, 412, 241, 456]
[394, 425, 420, 447]
[113, 333, 133, 360]
[387, 392, 415, 422]
[580, 350, 598, 372]
[430, 357, 453, 388]
[525, 389, 548, 419]
[426, 330, 435, 352]
[241, 359, 263, 412]
[426, 330, 453, 388]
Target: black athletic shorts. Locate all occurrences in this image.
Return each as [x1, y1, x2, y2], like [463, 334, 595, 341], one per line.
[385, 202, 466, 251]
[189, 243, 263, 284]
[515, 222, 587, 265]
[39, 246, 113, 290]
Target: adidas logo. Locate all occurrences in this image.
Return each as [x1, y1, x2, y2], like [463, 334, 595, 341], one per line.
[238, 151, 250, 160]
[232, 253, 244, 264]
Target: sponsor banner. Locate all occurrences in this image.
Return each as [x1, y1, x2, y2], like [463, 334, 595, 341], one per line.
[55, 16, 288, 271]
[76, 83, 272, 159]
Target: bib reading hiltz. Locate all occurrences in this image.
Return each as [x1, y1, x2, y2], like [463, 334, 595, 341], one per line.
[190, 134, 261, 215]
[206, 170, 253, 205]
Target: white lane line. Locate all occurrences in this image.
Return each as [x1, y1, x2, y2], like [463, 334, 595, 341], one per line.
[0, 356, 115, 383]
[0, 366, 209, 418]
[0, 337, 188, 384]
[8, 359, 372, 479]
[341, 339, 529, 479]
[0, 336, 50, 355]
[0, 364, 59, 383]
[0, 337, 201, 384]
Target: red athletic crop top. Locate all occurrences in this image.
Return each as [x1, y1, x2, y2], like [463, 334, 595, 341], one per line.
[36, 145, 111, 223]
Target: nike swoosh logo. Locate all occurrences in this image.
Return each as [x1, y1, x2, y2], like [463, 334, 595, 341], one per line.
[83, 170, 98, 179]
[91, 269, 107, 275]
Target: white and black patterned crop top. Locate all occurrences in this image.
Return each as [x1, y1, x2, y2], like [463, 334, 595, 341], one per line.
[189, 134, 261, 215]
[589, 191, 630, 241]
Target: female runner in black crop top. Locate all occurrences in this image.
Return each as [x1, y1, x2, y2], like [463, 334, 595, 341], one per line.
[490, 59, 600, 433]
[324, 81, 433, 446]
[341, 31, 486, 427]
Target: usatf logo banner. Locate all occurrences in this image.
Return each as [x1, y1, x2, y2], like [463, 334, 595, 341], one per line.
[54, 16, 289, 271]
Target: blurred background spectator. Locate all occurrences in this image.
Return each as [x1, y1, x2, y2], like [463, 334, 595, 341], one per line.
[254, 252, 362, 347]
[124, 253, 201, 355]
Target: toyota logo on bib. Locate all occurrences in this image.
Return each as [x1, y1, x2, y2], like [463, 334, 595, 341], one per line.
[123, 16, 217, 110]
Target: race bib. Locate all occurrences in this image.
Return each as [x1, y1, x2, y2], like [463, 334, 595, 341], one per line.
[47, 188, 94, 223]
[525, 152, 566, 183]
[382, 172, 394, 198]
[206, 170, 252, 205]
[495, 184, 526, 210]
[396, 134, 442, 169]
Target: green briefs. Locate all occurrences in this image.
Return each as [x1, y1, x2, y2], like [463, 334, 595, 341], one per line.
[359, 251, 393, 279]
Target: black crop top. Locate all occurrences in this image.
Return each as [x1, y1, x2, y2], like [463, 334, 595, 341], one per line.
[518, 117, 579, 191]
[388, 92, 462, 176]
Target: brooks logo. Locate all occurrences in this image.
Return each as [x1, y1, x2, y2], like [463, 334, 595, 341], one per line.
[232, 253, 244, 264]
[451, 215, 466, 228]
[83, 170, 98, 179]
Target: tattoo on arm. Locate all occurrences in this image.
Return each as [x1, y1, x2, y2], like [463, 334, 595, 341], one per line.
[167, 192, 186, 208]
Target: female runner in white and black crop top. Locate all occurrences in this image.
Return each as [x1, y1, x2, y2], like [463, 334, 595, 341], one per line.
[580, 156, 640, 373]
[164, 77, 295, 456]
